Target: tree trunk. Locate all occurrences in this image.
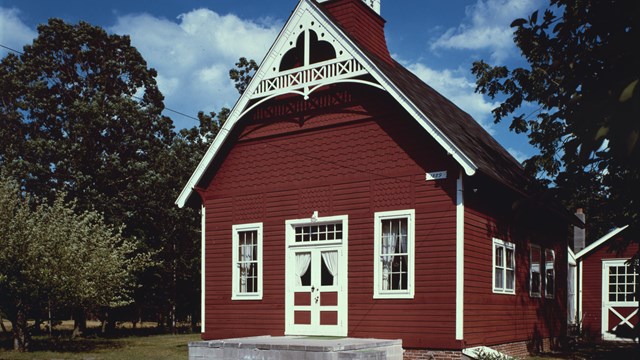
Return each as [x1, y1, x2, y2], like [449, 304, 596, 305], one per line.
[71, 307, 86, 339]
[0, 314, 8, 335]
[12, 302, 29, 352]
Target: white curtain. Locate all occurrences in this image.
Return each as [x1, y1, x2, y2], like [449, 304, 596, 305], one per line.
[295, 253, 311, 286]
[381, 221, 398, 290]
[321, 251, 338, 284]
[240, 243, 254, 292]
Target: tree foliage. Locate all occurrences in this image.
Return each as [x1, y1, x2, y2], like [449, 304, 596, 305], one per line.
[0, 176, 147, 351]
[0, 18, 174, 229]
[0, 18, 187, 333]
[0, 14, 258, 341]
[229, 57, 258, 95]
[472, 0, 640, 242]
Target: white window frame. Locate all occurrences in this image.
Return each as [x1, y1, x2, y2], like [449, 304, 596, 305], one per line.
[545, 249, 555, 299]
[231, 222, 263, 300]
[493, 238, 516, 295]
[373, 209, 415, 299]
[530, 244, 542, 298]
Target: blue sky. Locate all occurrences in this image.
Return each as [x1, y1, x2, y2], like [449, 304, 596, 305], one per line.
[0, 0, 545, 163]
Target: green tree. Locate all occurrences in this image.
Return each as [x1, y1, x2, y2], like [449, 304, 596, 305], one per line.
[0, 177, 148, 351]
[472, 0, 640, 244]
[0, 19, 176, 328]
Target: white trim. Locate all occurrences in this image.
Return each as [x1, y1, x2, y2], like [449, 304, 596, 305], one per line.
[568, 262, 577, 324]
[175, 0, 478, 208]
[529, 244, 542, 298]
[568, 247, 576, 266]
[574, 225, 629, 259]
[231, 222, 264, 300]
[284, 214, 348, 336]
[455, 171, 464, 340]
[578, 259, 583, 325]
[492, 238, 516, 295]
[373, 209, 415, 299]
[201, 205, 206, 333]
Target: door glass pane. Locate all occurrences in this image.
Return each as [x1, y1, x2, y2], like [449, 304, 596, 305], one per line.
[321, 257, 333, 286]
[301, 262, 311, 286]
[321, 251, 337, 286]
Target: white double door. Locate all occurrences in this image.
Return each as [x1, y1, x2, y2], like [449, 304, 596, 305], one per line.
[285, 244, 347, 336]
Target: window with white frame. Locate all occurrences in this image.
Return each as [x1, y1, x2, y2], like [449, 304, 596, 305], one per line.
[545, 249, 555, 299]
[374, 209, 415, 299]
[493, 238, 515, 294]
[530, 245, 542, 297]
[232, 223, 263, 300]
[607, 262, 638, 303]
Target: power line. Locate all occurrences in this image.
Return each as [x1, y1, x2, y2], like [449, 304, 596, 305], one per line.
[1, 43, 200, 122]
[0, 44, 24, 55]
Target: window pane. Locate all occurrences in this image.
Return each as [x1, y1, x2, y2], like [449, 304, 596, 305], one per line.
[532, 272, 541, 294]
[495, 246, 503, 267]
[389, 254, 408, 290]
[301, 259, 311, 286]
[506, 248, 514, 269]
[506, 269, 515, 290]
[495, 270, 504, 289]
[546, 270, 554, 295]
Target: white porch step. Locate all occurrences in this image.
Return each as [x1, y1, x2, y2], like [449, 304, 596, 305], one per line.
[189, 336, 403, 360]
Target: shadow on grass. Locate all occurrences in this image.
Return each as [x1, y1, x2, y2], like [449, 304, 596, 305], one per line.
[0, 336, 123, 353]
[0, 326, 195, 353]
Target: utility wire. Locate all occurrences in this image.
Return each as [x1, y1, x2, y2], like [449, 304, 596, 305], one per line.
[1, 43, 200, 122]
[0, 44, 23, 54]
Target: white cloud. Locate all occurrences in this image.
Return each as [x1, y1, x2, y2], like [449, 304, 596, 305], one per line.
[0, 7, 37, 56]
[109, 9, 281, 128]
[431, 0, 541, 62]
[406, 62, 499, 134]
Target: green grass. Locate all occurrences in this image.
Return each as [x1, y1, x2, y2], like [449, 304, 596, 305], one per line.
[0, 333, 201, 360]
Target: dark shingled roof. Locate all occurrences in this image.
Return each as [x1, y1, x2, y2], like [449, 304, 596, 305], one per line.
[316, 1, 532, 195]
[371, 56, 532, 195]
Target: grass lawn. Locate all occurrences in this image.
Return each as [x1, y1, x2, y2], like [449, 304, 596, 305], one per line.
[0, 320, 201, 360]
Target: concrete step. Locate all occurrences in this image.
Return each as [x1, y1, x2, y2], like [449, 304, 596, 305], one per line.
[189, 336, 403, 360]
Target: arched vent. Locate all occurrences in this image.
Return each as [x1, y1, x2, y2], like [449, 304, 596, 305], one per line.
[279, 29, 336, 72]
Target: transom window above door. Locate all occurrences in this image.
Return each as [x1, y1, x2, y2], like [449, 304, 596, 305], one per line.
[294, 223, 343, 243]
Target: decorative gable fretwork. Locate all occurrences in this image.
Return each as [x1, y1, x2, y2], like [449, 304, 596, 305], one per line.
[254, 58, 367, 99]
[247, 9, 380, 104]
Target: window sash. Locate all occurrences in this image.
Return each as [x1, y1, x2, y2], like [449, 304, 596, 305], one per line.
[493, 239, 515, 294]
[545, 249, 555, 299]
[232, 223, 263, 300]
[374, 210, 415, 299]
[530, 245, 542, 297]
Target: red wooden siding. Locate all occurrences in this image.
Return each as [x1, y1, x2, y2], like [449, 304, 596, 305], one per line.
[201, 84, 461, 349]
[580, 237, 639, 339]
[463, 181, 569, 349]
